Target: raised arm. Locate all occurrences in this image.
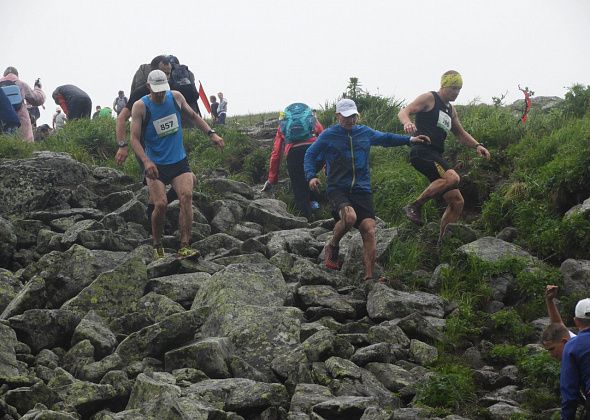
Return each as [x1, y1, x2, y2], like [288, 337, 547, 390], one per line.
[545, 285, 565, 325]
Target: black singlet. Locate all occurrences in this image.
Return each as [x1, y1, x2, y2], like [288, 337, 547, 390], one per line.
[414, 91, 453, 154]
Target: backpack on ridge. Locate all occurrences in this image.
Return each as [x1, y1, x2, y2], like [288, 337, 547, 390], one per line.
[280, 103, 316, 143]
[170, 63, 198, 105]
[0, 81, 23, 111]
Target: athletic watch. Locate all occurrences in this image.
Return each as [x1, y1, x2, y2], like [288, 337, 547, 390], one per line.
[207, 129, 216, 136]
[117, 140, 128, 148]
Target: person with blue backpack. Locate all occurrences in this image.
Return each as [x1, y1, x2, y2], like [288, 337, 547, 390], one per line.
[0, 88, 21, 134]
[304, 98, 430, 283]
[261, 103, 324, 220]
[0, 67, 46, 142]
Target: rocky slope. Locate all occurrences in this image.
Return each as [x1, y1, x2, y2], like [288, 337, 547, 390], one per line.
[0, 151, 589, 420]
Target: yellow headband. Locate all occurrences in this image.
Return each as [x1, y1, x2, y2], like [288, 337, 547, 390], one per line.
[441, 73, 463, 88]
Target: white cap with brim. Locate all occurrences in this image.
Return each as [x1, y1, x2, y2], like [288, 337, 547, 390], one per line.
[147, 69, 170, 93]
[336, 98, 359, 117]
[575, 298, 590, 319]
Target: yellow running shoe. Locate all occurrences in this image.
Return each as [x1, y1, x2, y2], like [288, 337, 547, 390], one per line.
[154, 246, 165, 260]
[177, 246, 199, 259]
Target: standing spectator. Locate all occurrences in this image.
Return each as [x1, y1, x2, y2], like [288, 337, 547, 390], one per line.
[0, 67, 46, 142]
[560, 298, 590, 419]
[210, 95, 219, 122]
[113, 90, 128, 116]
[261, 103, 324, 220]
[0, 87, 21, 134]
[92, 106, 101, 119]
[52, 85, 92, 119]
[398, 70, 491, 243]
[304, 98, 430, 281]
[217, 92, 227, 124]
[53, 107, 67, 130]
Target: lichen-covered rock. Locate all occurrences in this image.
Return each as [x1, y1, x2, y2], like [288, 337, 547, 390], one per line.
[246, 199, 308, 231]
[146, 272, 211, 308]
[0, 152, 92, 216]
[61, 257, 148, 323]
[48, 367, 118, 417]
[0, 323, 20, 380]
[71, 311, 118, 359]
[115, 308, 208, 363]
[561, 258, 590, 294]
[0, 216, 17, 268]
[289, 383, 333, 415]
[457, 236, 536, 264]
[8, 309, 81, 353]
[367, 284, 444, 320]
[183, 378, 289, 413]
[192, 262, 288, 309]
[409, 339, 438, 366]
[364, 363, 415, 392]
[4, 378, 60, 415]
[137, 292, 185, 323]
[0, 269, 21, 314]
[165, 337, 233, 379]
[303, 329, 355, 362]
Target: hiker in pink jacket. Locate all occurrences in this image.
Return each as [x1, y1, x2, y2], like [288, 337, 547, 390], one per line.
[0, 67, 46, 142]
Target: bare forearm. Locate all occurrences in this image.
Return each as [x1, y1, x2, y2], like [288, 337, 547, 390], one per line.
[546, 298, 564, 324]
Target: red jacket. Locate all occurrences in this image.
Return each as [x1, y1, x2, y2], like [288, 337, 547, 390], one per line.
[267, 120, 324, 184]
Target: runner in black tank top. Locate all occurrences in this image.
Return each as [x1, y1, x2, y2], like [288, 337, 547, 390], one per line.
[397, 71, 491, 244]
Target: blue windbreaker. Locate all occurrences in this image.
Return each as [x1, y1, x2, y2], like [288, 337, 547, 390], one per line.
[304, 124, 411, 194]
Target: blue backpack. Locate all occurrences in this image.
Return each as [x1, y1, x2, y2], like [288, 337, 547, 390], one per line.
[0, 81, 23, 111]
[280, 103, 316, 143]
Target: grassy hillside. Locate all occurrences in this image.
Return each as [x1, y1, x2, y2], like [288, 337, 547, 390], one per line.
[1, 83, 589, 416]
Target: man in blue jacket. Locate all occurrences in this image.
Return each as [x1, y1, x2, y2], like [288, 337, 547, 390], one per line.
[304, 98, 430, 282]
[560, 298, 590, 420]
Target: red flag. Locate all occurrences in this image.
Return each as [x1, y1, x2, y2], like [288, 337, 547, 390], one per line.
[198, 81, 212, 114]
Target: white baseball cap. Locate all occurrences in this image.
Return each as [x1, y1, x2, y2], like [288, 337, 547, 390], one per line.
[147, 69, 170, 93]
[336, 98, 359, 117]
[575, 298, 590, 319]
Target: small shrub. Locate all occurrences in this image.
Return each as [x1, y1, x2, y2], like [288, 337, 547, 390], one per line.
[518, 350, 560, 390]
[414, 364, 476, 411]
[488, 344, 527, 366]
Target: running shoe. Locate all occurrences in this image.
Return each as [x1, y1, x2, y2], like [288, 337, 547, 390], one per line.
[177, 246, 200, 259]
[402, 203, 423, 226]
[323, 242, 341, 270]
[154, 245, 165, 260]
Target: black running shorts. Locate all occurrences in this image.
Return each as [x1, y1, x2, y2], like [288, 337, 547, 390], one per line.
[409, 146, 451, 183]
[328, 190, 375, 228]
[154, 157, 191, 185]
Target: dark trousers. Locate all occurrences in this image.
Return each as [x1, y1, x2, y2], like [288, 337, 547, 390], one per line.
[287, 143, 317, 220]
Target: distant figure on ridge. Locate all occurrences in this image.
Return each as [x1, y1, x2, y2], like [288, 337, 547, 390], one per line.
[0, 66, 46, 142]
[210, 95, 219, 123]
[92, 105, 101, 119]
[52, 84, 92, 120]
[52, 107, 67, 130]
[261, 102, 324, 220]
[113, 90, 128, 116]
[217, 92, 227, 124]
[398, 70, 491, 243]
